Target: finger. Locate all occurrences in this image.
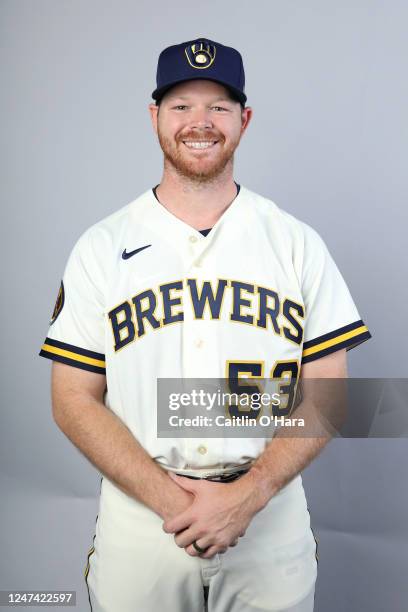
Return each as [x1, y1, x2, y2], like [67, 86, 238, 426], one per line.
[163, 511, 193, 534]
[168, 472, 200, 493]
[229, 539, 239, 547]
[184, 541, 211, 557]
[200, 545, 220, 559]
[184, 538, 213, 556]
[174, 528, 202, 548]
[184, 544, 200, 557]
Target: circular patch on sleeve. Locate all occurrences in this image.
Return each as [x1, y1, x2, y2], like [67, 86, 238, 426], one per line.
[50, 280, 65, 325]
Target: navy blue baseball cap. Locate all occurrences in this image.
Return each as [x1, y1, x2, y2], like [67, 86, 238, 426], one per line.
[151, 37, 247, 105]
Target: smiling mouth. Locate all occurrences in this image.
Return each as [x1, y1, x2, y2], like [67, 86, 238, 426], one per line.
[182, 140, 219, 150]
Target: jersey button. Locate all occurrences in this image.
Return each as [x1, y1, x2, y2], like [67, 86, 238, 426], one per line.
[194, 259, 203, 268]
[189, 235, 198, 243]
[194, 339, 204, 348]
[197, 445, 207, 455]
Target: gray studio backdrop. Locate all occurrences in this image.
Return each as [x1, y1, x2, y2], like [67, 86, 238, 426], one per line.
[1, 1, 407, 611]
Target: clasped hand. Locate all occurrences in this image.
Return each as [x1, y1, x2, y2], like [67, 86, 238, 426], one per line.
[162, 471, 263, 559]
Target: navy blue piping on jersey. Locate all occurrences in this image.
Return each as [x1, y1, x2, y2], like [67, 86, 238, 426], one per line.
[152, 183, 241, 236]
[39, 337, 106, 375]
[301, 320, 371, 364]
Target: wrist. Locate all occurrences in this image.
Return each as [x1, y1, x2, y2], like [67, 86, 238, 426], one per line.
[237, 468, 270, 514]
[159, 475, 194, 520]
[241, 464, 278, 510]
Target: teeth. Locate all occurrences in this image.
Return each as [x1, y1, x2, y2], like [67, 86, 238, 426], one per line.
[183, 141, 217, 149]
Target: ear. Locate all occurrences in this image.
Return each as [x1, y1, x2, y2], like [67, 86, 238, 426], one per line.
[240, 106, 253, 134]
[148, 103, 159, 135]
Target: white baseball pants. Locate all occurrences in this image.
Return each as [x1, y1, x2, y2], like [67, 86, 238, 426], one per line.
[85, 476, 318, 611]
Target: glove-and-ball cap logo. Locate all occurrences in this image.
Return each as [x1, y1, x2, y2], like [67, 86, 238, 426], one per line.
[50, 280, 65, 325]
[185, 41, 216, 69]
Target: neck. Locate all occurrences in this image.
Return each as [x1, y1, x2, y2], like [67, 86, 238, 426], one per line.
[155, 161, 238, 230]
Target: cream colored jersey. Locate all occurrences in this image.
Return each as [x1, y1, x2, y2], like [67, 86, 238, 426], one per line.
[39, 184, 371, 471]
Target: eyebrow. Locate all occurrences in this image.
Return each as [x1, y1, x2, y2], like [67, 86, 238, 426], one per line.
[169, 95, 233, 103]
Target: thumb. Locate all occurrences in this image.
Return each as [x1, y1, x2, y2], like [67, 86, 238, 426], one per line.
[168, 472, 199, 493]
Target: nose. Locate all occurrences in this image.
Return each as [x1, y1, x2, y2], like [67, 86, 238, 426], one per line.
[188, 107, 213, 130]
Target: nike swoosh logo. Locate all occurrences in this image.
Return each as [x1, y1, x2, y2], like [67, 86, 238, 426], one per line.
[122, 244, 152, 259]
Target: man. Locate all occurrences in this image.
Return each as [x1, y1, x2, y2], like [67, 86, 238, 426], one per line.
[39, 37, 371, 611]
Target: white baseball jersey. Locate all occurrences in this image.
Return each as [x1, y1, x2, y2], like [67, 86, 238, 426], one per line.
[39, 183, 370, 469]
[39, 184, 371, 610]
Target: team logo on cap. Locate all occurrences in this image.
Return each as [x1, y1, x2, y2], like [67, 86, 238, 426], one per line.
[185, 41, 216, 69]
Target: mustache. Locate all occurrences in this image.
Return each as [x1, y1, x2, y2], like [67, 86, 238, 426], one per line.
[178, 134, 223, 142]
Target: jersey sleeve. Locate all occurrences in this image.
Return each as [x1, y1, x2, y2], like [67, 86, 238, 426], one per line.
[300, 224, 371, 364]
[39, 230, 106, 375]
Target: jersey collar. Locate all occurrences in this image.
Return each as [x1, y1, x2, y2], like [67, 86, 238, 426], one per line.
[146, 182, 246, 240]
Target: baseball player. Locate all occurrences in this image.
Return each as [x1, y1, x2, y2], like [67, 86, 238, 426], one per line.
[39, 37, 371, 611]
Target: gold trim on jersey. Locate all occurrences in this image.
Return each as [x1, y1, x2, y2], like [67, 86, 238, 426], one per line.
[39, 338, 106, 373]
[303, 324, 369, 358]
[40, 343, 105, 368]
[302, 320, 371, 364]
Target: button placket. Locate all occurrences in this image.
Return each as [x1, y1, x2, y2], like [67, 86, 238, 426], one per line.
[186, 231, 212, 271]
[181, 232, 214, 466]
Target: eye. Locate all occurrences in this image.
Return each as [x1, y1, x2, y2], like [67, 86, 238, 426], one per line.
[173, 105, 188, 110]
[212, 106, 228, 112]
